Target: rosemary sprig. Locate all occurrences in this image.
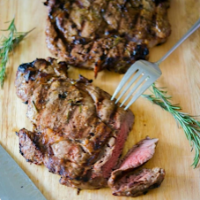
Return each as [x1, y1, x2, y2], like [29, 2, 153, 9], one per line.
[0, 18, 34, 87]
[142, 83, 200, 168]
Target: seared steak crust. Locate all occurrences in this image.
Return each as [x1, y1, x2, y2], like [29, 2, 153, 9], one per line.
[45, 0, 171, 76]
[17, 128, 43, 165]
[110, 168, 165, 197]
[15, 58, 134, 189]
[15, 57, 68, 102]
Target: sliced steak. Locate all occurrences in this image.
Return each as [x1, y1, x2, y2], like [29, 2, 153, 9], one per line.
[17, 128, 43, 165]
[15, 58, 134, 189]
[45, 0, 171, 77]
[117, 137, 158, 172]
[111, 168, 165, 197]
[108, 137, 165, 197]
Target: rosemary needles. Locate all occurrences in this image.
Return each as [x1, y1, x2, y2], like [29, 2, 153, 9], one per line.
[142, 83, 200, 168]
[0, 18, 33, 87]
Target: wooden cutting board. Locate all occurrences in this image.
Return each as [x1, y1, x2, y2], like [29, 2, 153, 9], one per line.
[0, 0, 200, 199]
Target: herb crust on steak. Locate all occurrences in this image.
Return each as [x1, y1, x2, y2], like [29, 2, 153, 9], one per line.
[45, 0, 171, 77]
[15, 58, 165, 195]
[15, 58, 134, 189]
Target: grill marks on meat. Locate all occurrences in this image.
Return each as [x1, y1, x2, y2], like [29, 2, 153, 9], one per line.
[17, 129, 43, 165]
[15, 57, 68, 102]
[15, 58, 134, 189]
[15, 58, 165, 194]
[45, 0, 171, 76]
[108, 137, 165, 197]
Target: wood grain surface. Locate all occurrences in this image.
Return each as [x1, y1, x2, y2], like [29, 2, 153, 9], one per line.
[0, 0, 200, 199]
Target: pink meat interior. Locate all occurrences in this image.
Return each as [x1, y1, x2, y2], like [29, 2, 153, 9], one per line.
[102, 123, 129, 178]
[119, 138, 158, 171]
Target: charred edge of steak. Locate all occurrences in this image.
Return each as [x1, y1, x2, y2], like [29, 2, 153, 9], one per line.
[59, 175, 108, 189]
[78, 75, 93, 84]
[111, 168, 165, 197]
[45, 0, 171, 77]
[17, 128, 43, 165]
[15, 58, 68, 102]
[17, 57, 68, 82]
[18, 61, 35, 73]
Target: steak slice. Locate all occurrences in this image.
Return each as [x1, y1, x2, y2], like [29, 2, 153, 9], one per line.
[108, 137, 165, 197]
[111, 168, 165, 197]
[45, 0, 171, 77]
[116, 137, 158, 173]
[15, 58, 134, 189]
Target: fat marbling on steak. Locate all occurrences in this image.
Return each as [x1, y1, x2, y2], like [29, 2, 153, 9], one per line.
[15, 58, 134, 189]
[45, 0, 171, 77]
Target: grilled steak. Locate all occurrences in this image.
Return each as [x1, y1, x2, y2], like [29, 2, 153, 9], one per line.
[108, 137, 165, 197]
[45, 0, 171, 77]
[15, 58, 134, 189]
[15, 58, 165, 194]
